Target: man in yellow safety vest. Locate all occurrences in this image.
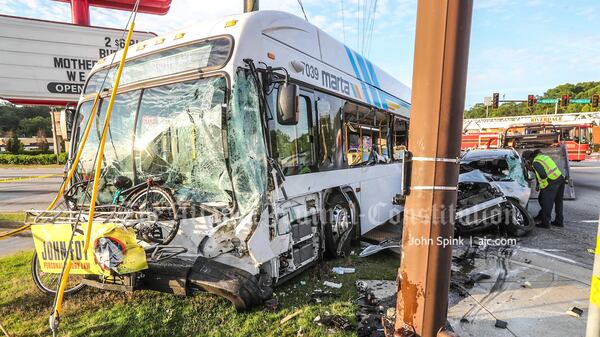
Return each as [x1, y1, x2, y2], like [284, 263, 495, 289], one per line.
[522, 150, 565, 228]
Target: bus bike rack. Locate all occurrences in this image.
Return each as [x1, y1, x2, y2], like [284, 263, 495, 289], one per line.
[25, 209, 188, 263]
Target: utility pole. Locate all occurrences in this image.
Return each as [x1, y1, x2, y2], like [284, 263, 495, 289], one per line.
[394, 1, 473, 337]
[244, 0, 259, 12]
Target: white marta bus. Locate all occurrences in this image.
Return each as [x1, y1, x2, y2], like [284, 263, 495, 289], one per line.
[68, 10, 411, 308]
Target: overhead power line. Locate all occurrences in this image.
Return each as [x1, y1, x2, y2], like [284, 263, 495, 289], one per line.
[297, 0, 308, 21]
[340, 0, 346, 44]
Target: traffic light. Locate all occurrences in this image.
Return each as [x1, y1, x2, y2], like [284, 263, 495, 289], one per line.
[492, 92, 499, 109]
[527, 94, 535, 107]
[593, 94, 599, 108]
[561, 95, 569, 107]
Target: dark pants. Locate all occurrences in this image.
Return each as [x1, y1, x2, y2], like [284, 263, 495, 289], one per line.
[536, 177, 565, 226]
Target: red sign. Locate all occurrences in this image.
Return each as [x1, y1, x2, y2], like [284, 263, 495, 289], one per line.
[53, 0, 171, 25]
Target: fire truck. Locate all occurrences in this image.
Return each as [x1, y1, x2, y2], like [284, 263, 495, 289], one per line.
[462, 112, 599, 161]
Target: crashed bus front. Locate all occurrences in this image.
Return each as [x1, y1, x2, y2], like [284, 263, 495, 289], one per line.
[52, 10, 412, 309]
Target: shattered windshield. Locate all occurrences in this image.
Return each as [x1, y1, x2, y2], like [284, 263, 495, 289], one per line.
[460, 152, 527, 187]
[74, 76, 232, 205]
[227, 70, 268, 214]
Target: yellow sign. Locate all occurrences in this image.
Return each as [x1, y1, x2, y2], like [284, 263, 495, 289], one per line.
[31, 223, 148, 276]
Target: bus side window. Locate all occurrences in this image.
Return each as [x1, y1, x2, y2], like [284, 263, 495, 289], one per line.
[315, 92, 345, 171]
[269, 92, 316, 176]
[392, 118, 408, 161]
[343, 103, 391, 166]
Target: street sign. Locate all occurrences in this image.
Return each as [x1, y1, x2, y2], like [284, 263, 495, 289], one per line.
[570, 98, 591, 104]
[537, 98, 558, 104]
[0, 14, 155, 106]
[483, 96, 492, 107]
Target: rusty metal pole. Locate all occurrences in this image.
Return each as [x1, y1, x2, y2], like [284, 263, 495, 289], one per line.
[244, 0, 259, 12]
[394, 1, 473, 337]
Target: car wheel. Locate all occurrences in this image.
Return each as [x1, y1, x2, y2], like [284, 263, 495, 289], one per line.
[504, 199, 534, 237]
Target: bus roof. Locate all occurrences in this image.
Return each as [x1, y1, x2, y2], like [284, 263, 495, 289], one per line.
[91, 10, 411, 117]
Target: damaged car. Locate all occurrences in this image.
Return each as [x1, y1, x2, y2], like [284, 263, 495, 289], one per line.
[456, 149, 534, 236]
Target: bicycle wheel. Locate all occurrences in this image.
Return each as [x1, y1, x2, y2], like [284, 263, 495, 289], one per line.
[31, 251, 85, 297]
[126, 186, 180, 245]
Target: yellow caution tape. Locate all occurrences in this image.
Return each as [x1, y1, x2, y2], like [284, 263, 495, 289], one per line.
[592, 275, 600, 308]
[0, 224, 31, 240]
[0, 174, 61, 184]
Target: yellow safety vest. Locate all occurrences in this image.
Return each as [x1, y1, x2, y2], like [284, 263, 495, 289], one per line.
[533, 154, 562, 189]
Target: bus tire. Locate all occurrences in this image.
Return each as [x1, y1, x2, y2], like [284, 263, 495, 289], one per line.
[324, 194, 355, 258]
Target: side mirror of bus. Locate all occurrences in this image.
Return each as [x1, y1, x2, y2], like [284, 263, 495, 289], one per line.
[277, 83, 299, 125]
[60, 108, 76, 140]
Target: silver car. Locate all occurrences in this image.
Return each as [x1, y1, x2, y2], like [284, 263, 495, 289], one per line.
[460, 149, 531, 207]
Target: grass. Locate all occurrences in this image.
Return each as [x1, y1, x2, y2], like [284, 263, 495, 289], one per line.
[0, 212, 26, 229]
[0, 248, 399, 337]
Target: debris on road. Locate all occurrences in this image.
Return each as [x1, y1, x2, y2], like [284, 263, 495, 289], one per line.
[521, 281, 532, 288]
[313, 315, 354, 331]
[355, 280, 397, 337]
[566, 307, 583, 318]
[359, 239, 401, 257]
[332, 266, 355, 274]
[468, 272, 491, 284]
[264, 298, 281, 312]
[310, 289, 336, 303]
[357, 314, 386, 337]
[494, 319, 508, 329]
[323, 281, 342, 289]
[280, 310, 302, 325]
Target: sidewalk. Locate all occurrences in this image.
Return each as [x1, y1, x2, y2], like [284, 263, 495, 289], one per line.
[448, 244, 592, 337]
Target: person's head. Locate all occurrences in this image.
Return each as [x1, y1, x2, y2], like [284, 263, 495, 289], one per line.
[521, 150, 535, 166]
[522, 149, 542, 166]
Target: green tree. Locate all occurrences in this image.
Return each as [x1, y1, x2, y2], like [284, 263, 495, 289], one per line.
[465, 81, 600, 118]
[0, 105, 51, 135]
[5, 132, 23, 154]
[18, 116, 52, 137]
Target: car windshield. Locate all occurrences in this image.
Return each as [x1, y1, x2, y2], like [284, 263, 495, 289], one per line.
[74, 76, 234, 206]
[460, 153, 527, 187]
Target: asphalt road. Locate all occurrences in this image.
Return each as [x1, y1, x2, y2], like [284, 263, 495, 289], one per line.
[522, 159, 600, 268]
[0, 167, 63, 256]
[0, 167, 64, 211]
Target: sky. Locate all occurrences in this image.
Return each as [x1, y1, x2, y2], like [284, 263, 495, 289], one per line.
[1, 0, 599, 107]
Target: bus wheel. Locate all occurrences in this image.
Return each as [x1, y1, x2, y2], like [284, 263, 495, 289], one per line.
[324, 194, 355, 258]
